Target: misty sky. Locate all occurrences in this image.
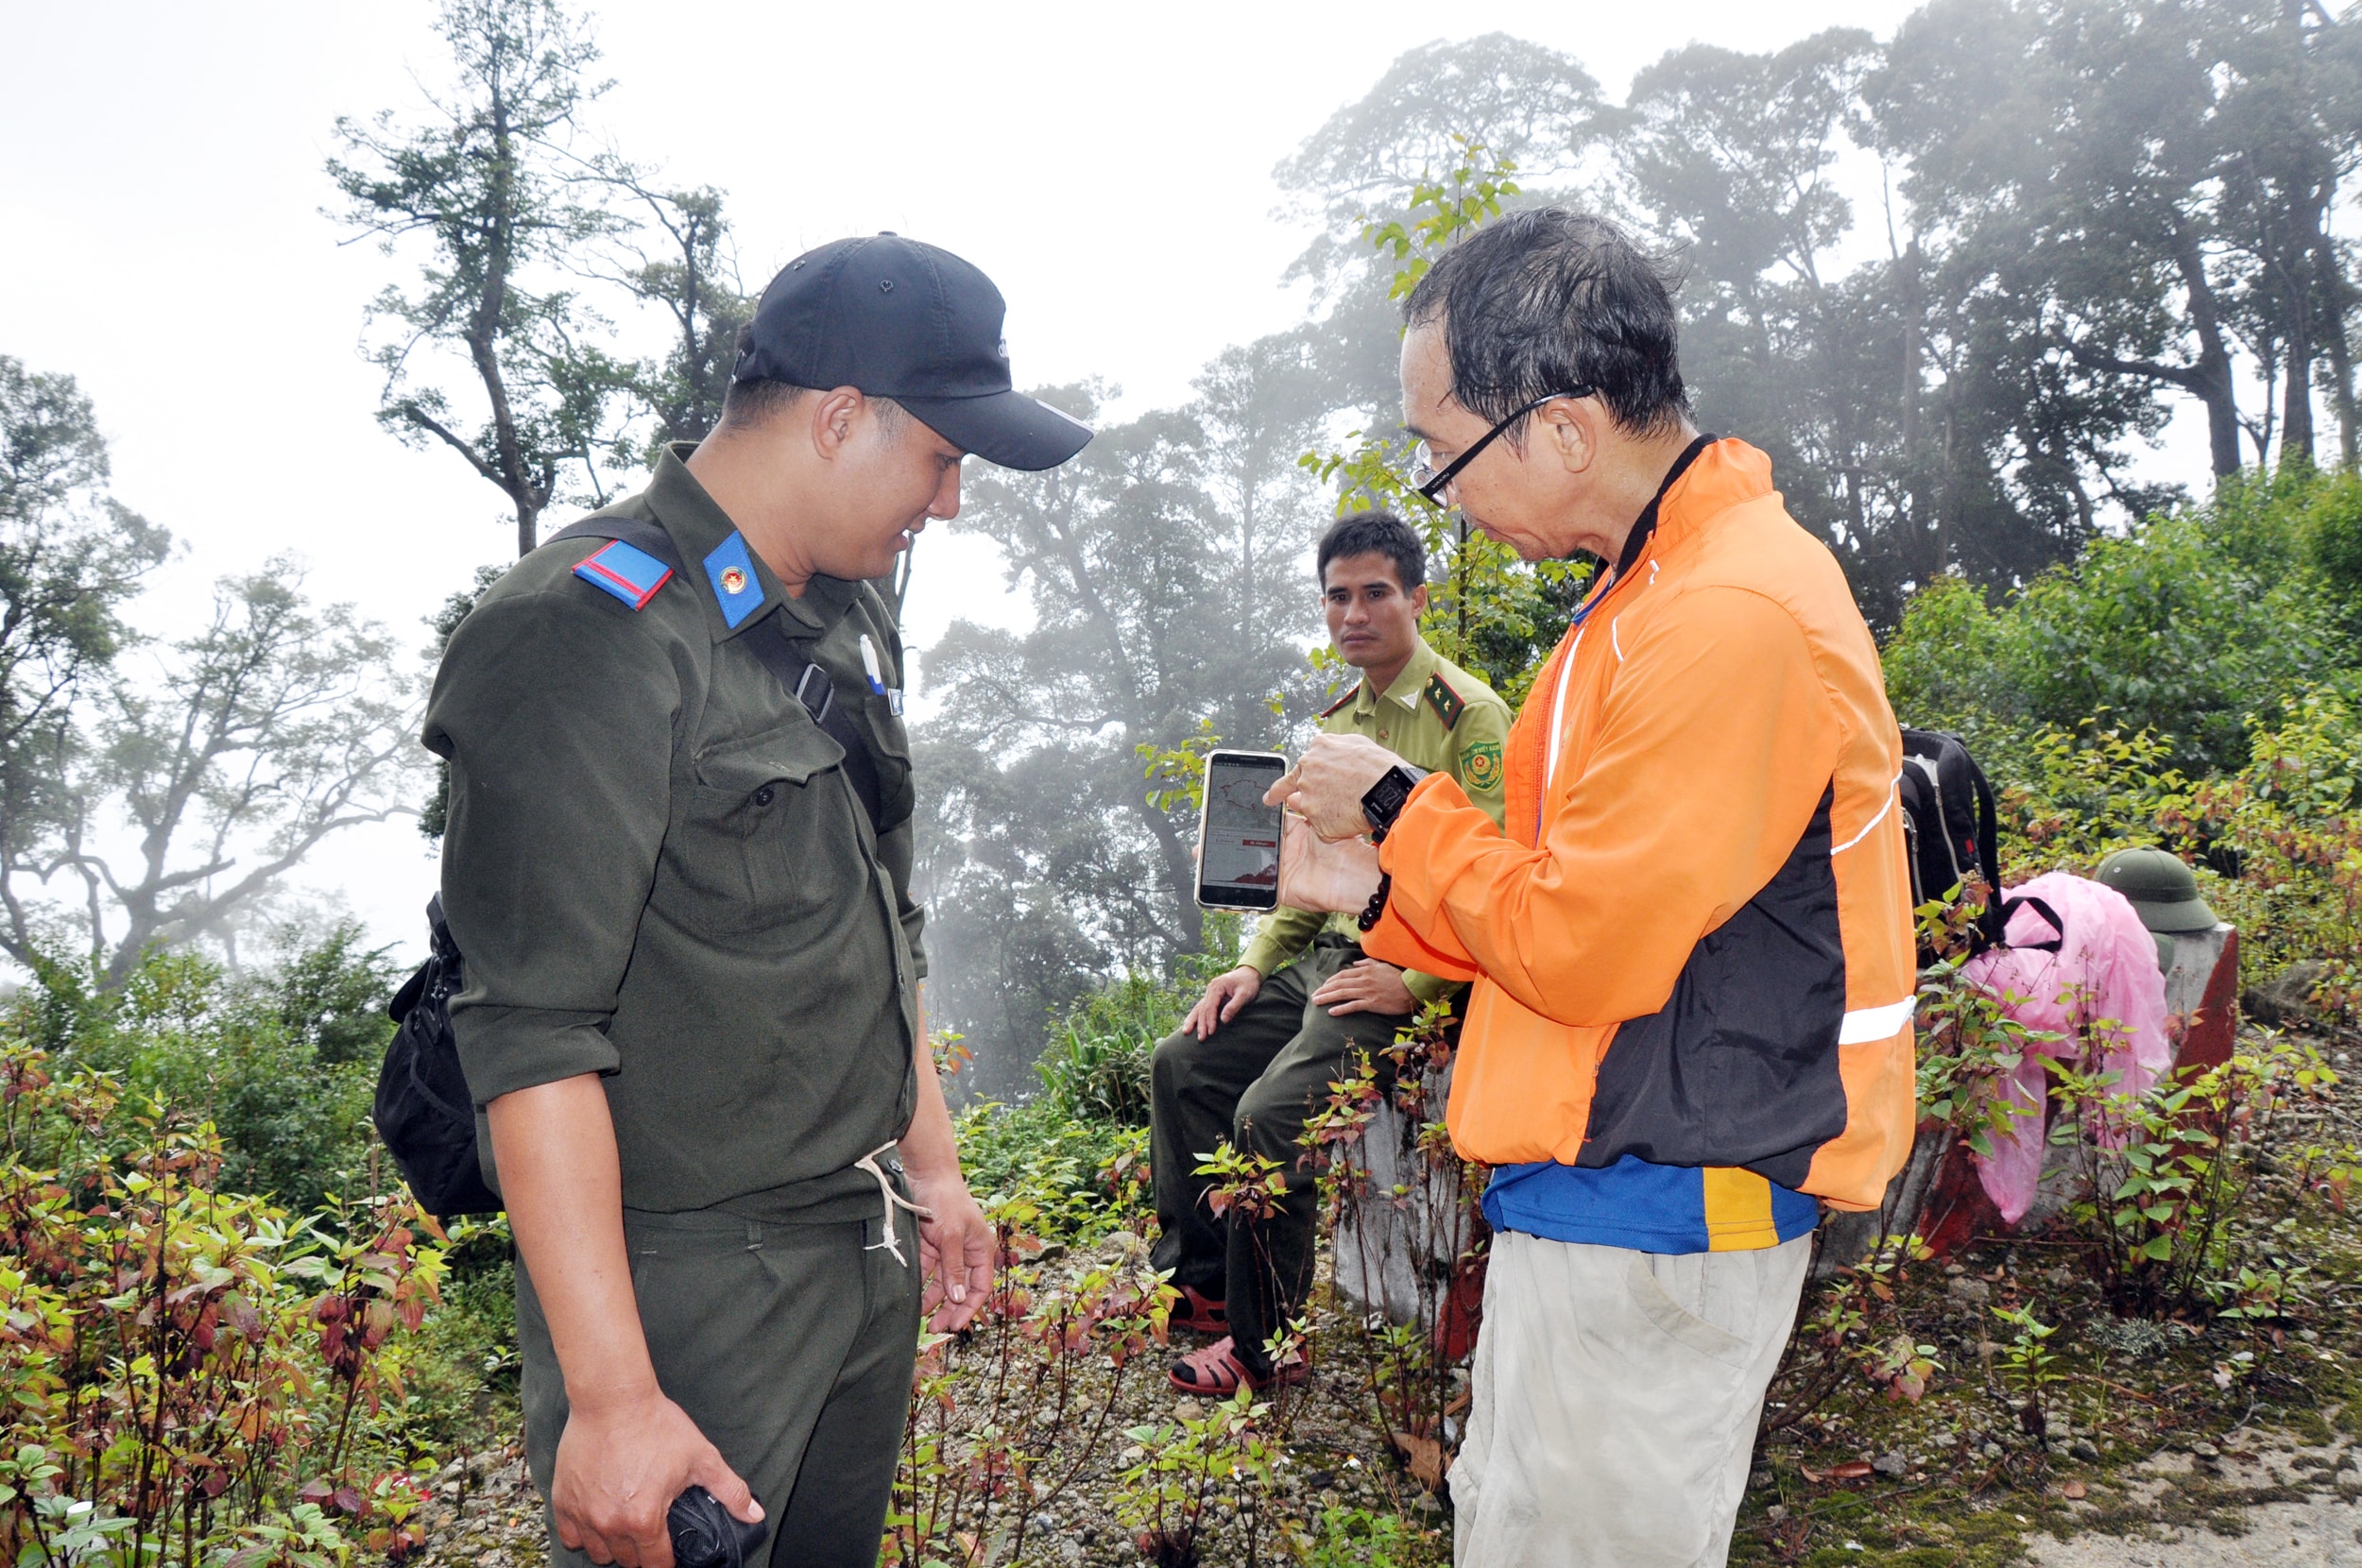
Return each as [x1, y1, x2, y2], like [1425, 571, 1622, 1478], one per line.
[2, 0, 2215, 963]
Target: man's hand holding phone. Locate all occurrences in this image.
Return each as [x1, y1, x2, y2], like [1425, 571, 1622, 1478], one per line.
[1268, 733, 1402, 842]
[1275, 806, 1383, 916]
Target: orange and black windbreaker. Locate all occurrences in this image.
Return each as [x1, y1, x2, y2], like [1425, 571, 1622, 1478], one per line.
[1362, 438, 1918, 1213]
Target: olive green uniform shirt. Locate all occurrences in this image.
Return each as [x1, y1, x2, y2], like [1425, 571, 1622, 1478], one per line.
[423, 444, 922, 1218]
[1238, 636, 1511, 1006]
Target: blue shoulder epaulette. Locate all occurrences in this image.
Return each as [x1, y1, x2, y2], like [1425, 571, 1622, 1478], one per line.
[573, 538, 674, 610]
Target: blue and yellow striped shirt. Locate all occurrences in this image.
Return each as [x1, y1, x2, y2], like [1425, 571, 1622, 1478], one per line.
[1483, 1154, 1821, 1253]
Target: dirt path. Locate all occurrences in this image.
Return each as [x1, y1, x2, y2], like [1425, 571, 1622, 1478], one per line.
[2027, 1435, 2362, 1567]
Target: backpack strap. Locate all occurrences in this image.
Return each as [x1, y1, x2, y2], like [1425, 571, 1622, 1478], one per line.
[742, 615, 887, 836]
[1998, 893, 2065, 955]
[1968, 757, 2008, 950]
[547, 517, 885, 837]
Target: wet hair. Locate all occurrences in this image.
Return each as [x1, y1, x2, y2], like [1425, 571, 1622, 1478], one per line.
[1402, 207, 1687, 440]
[1316, 509, 1426, 594]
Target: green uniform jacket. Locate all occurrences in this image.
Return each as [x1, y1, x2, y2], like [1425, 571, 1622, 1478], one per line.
[422, 445, 922, 1217]
[1239, 636, 1511, 1006]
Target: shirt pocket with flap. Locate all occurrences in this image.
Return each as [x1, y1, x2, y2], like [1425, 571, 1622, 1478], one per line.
[659, 719, 869, 940]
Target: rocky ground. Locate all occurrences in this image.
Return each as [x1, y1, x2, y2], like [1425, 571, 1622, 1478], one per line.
[403, 1024, 2362, 1567]
[405, 1422, 2362, 1567]
[408, 1444, 543, 1568]
[2023, 1434, 2362, 1565]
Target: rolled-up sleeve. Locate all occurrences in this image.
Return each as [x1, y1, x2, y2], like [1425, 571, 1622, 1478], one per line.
[422, 588, 679, 1105]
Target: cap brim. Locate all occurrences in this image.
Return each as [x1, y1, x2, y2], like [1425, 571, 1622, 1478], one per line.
[2126, 895, 2220, 933]
[899, 389, 1094, 471]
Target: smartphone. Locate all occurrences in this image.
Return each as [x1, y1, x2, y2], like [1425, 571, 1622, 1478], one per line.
[1195, 750, 1288, 911]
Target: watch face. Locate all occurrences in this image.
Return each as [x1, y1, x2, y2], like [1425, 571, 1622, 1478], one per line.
[1363, 766, 1412, 829]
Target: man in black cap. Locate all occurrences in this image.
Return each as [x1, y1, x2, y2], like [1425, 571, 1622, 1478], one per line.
[425, 234, 1090, 1568]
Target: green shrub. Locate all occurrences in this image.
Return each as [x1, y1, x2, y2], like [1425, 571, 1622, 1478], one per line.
[385, 1219, 520, 1456]
[1885, 470, 2354, 779]
[0, 1039, 442, 1565]
[20, 935, 391, 1217]
[1299, 1504, 1448, 1567]
[1034, 953, 1237, 1127]
[954, 1098, 1151, 1243]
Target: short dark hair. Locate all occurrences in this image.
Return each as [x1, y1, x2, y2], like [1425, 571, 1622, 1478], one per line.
[718, 377, 810, 429]
[719, 378, 909, 435]
[1317, 509, 1426, 593]
[721, 325, 907, 434]
[1402, 207, 1687, 439]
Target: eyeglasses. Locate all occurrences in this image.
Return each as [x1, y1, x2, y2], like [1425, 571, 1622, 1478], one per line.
[1407, 388, 1595, 503]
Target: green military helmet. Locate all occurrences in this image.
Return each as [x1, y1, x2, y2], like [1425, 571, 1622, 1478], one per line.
[2095, 846, 2218, 933]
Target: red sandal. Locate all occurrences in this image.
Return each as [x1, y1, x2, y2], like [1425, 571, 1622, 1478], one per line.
[1168, 1336, 1308, 1395]
[1172, 1285, 1228, 1336]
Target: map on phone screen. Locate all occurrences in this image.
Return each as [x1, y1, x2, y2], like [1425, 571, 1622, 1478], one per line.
[1200, 753, 1285, 900]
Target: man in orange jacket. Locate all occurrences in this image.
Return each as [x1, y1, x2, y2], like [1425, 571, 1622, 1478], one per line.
[1275, 208, 1917, 1567]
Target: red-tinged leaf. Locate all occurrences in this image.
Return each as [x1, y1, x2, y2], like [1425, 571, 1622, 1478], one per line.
[1392, 1430, 1446, 1490]
[1831, 1461, 1874, 1480]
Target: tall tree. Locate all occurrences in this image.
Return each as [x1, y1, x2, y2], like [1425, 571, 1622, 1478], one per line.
[916, 364, 1326, 1074]
[2205, 0, 2362, 467]
[1622, 31, 1915, 599]
[31, 567, 419, 985]
[591, 167, 758, 451]
[1275, 32, 1604, 298]
[1611, 20, 2182, 622]
[329, 0, 625, 557]
[1908, 0, 2252, 478]
[0, 359, 171, 959]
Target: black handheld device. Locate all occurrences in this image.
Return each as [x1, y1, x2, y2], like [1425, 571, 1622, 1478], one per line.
[668, 1486, 768, 1568]
[1195, 750, 1289, 911]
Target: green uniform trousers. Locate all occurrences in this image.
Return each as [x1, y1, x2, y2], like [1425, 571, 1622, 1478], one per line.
[1149, 935, 1409, 1372]
[517, 1203, 921, 1568]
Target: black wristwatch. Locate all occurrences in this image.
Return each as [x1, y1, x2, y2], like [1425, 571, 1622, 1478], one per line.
[1361, 763, 1429, 843]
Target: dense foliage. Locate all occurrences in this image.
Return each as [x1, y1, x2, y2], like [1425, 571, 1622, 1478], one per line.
[0, 1024, 433, 1565]
[1882, 466, 2362, 1017]
[1886, 469, 2362, 776]
[16, 925, 402, 1217]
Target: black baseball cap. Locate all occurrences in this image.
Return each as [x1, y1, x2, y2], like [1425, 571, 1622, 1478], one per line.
[733, 234, 1093, 471]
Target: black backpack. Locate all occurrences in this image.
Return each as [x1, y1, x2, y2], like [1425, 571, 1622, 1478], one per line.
[1897, 727, 2060, 963]
[373, 515, 891, 1219]
[374, 895, 501, 1219]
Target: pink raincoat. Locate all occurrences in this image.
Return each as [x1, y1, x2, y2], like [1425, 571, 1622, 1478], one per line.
[1958, 871, 2174, 1223]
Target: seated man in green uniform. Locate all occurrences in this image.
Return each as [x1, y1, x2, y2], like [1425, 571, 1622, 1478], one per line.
[425, 235, 1091, 1568]
[1156, 510, 1511, 1394]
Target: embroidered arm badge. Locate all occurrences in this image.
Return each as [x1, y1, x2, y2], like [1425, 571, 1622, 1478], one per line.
[1459, 740, 1503, 793]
